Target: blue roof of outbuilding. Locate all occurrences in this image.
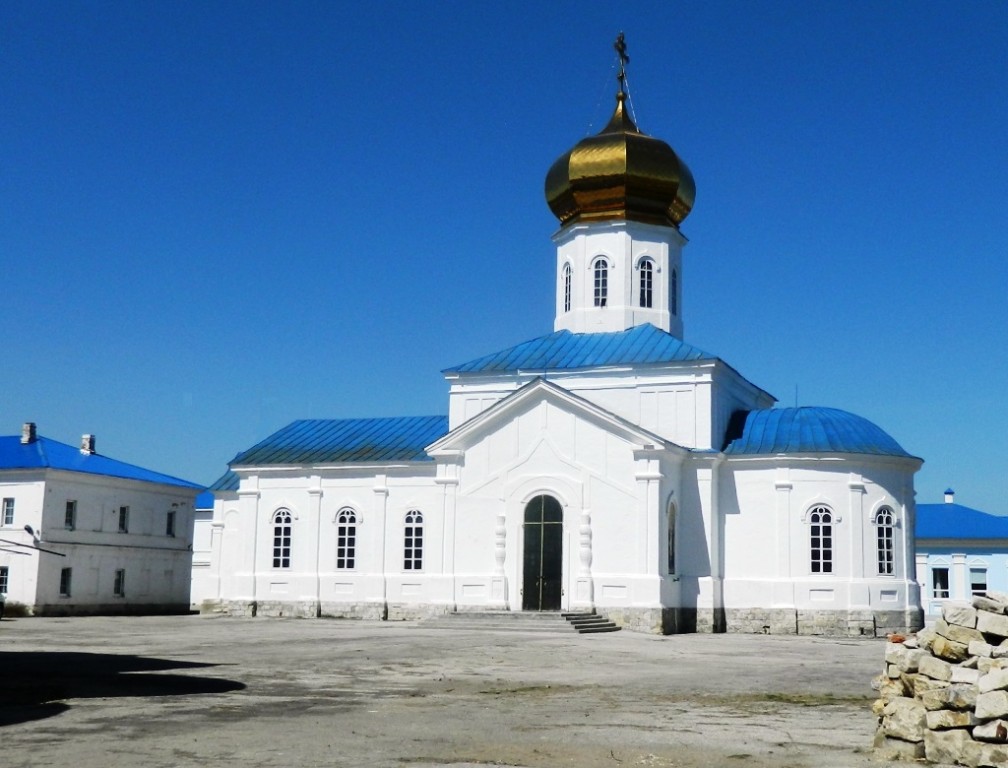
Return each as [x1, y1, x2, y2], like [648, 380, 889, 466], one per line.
[0, 435, 202, 489]
[917, 503, 1008, 539]
[195, 490, 214, 509]
[231, 416, 449, 466]
[723, 407, 915, 458]
[445, 324, 714, 374]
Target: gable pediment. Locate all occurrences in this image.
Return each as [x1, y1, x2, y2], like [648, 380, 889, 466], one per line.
[427, 377, 680, 457]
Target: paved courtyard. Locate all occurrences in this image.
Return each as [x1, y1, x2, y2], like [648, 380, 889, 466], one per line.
[1, 614, 923, 767]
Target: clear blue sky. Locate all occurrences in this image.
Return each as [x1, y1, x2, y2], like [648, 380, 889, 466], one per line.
[3, 3, 1006, 513]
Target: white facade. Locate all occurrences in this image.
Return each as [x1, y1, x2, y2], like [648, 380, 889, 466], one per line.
[197, 87, 924, 636]
[0, 432, 199, 616]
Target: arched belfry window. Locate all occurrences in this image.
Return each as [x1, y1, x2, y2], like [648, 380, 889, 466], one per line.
[593, 258, 608, 307]
[404, 510, 423, 570]
[666, 501, 677, 575]
[875, 507, 895, 575]
[808, 505, 833, 574]
[639, 259, 654, 308]
[562, 262, 572, 313]
[671, 268, 678, 316]
[336, 508, 357, 569]
[272, 509, 292, 569]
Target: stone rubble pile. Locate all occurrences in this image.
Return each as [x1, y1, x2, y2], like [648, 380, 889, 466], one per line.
[873, 591, 1008, 766]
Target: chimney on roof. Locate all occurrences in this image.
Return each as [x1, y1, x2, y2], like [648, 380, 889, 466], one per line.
[944, 488, 955, 504]
[80, 434, 96, 455]
[21, 422, 36, 444]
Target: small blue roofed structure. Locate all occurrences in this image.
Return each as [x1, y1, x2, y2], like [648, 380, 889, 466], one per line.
[915, 489, 1008, 623]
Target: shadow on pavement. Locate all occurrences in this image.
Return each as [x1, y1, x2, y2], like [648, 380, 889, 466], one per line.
[0, 651, 245, 727]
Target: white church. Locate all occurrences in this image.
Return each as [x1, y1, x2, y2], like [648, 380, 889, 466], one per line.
[196, 53, 924, 636]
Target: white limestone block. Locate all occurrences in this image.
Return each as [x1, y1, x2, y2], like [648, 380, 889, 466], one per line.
[977, 609, 1008, 638]
[962, 738, 1008, 768]
[932, 634, 971, 663]
[874, 730, 926, 760]
[976, 690, 1008, 720]
[952, 666, 981, 684]
[979, 668, 1008, 693]
[919, 654, 954, 682]
[970, 640, 994, 658]
[926, 708, 978, 730]
[937, 617, 985, 645]
[925, 728, 973, 765]
[921, 684, 978, 712]
[973, 595, 1008, 614]
[944, 603, 979, 629]
[882, 697, 926, 742]
[973, 719, 1008, 743]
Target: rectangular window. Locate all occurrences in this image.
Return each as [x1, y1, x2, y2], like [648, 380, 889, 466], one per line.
[0, 565, 8, 594]
[970, 567, 988, 596]
[336, 521, 356, 569]
[113, 568, 126, 597]
[59, 567, 72, 597]
[2, 498, 14, 525]
[166, 510, 176, 537]
[932, 567, 950, 599]
[118, 506, 129, 533]
[65, 500, 77, 530]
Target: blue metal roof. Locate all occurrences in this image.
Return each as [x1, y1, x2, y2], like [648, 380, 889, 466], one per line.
[445, 324, 714, 374]
[0, 435, 202, 489]
[231, 416, 449, 466]
[208, 469, 239, 492]
[917, 502, 1008, 540]
[723, 407, 914, 458]
[195, 490, 214, 509]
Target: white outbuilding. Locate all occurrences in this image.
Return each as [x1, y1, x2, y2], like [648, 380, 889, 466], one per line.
[0, 423, 201, 615]
[198, 72, 923, 636]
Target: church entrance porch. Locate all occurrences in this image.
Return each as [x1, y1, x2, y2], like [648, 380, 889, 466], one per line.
[521, 495, 563, 611]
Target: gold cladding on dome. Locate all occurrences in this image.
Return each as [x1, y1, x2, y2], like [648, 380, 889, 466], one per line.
[545, 92, 695, 228]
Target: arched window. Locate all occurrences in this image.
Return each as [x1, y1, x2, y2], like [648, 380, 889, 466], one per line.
[808, 506, 833, 574]
[336, 508, 357, 570]
[666, 501, 677, 575]
[639, 259, 653, 308]
[562, 263, 572, 313]
[874, 507, 895, 575]
[593, 258, 608, 307]
[272, 509, 292, 569]
[404, 510, 423, 570]
[671, 268, 678, 316]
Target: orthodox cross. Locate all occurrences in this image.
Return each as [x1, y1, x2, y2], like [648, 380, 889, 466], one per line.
[614, 32, 629, 95]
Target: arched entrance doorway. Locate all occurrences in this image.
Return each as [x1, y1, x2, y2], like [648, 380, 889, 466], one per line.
[522, 495, 563, 611]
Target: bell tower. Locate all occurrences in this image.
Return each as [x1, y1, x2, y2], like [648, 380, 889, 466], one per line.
[544, 35, 695, 339]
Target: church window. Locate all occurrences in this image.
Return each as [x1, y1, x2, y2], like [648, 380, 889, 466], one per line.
[65, 500, 77, 530]
[666, 502, 677, 575]
[563, 263, 572, 313]
[639, 259, 653, 308]
[272, 509, 292, 568]
[404, 510, 423, 570]
[3, 498, 14, 525]
[932, 567, 950, 599]
[336, 508, 357, 569]
[118, 505, 130, 533]
[971, 567, 988, 596]
[671, 268, 678, 315]
[808, 506, 833, 574]
[0, 566, 7, 594]
[593, 258, 608, 307]
[874, 507, 894, 575]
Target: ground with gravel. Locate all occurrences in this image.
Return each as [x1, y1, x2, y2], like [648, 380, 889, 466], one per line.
[0, 614, 936, 767]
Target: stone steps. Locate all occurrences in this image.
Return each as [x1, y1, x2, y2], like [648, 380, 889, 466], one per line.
[421, 610, 620, 634]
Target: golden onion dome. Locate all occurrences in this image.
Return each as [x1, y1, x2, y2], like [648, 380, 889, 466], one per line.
[545, 92, 695, 228]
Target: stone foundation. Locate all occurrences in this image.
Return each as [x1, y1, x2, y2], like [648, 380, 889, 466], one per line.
[31, 602, 190, 617]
